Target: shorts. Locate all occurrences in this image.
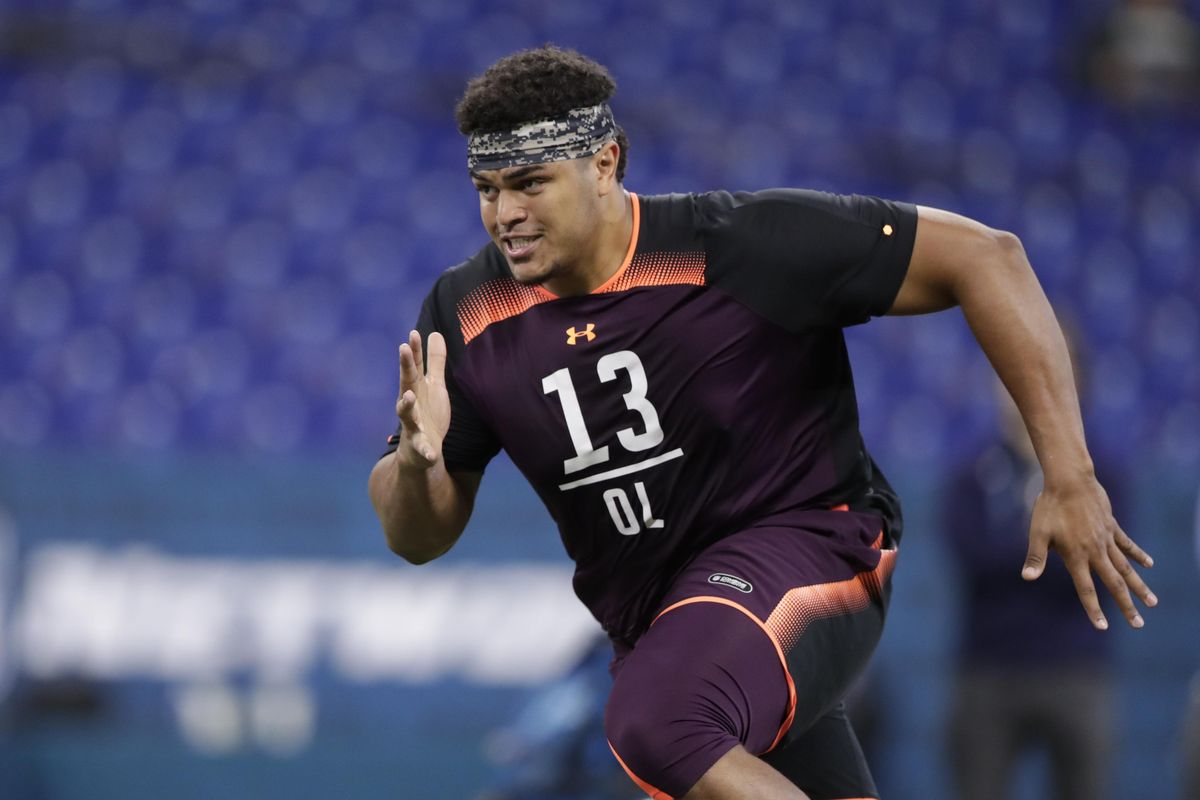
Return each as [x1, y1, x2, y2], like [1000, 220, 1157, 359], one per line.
[605, 508, 896, 799]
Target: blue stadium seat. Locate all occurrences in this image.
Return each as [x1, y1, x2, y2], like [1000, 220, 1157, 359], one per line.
[0, 379, 54, 447]
[62, 57, 126, 120]
[131, 274, 198, 346]
[116, 380, 183, 449]
[27, 158, 91, 227]
[342, 222, 403, 291]
[169, 165, 234, 232]
[0, 103, 35, 168]
[290, 64, 364, 128]
[241, 381, 309, 452]
[1081, 238, 1140, 346]
[896, 77, 955, 148]
[1020, 181, 1080, 261]
[1137, 184, 1195, 290]
[224, 218, 290, 289]
[9, 272, 75, 341]
[58, 326, 127, 397]
[0, 216, 19, 283]
[79, 215, 142, 284]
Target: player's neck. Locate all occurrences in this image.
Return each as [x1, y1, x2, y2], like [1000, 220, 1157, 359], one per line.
[544, 189, 634, 297]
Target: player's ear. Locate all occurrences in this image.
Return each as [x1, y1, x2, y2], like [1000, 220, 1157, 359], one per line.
[592, 140, 620, 195]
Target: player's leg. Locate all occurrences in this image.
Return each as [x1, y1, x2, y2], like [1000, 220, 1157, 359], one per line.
[685, 744, 810, 799]
[606, 601, 881, 799]
[762, 703, 877, 799]
[605, 515, 894, 800]
[604, 599, 803, 799]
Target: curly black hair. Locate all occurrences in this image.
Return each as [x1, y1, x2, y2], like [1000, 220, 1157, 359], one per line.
[456, 45, 628, 181]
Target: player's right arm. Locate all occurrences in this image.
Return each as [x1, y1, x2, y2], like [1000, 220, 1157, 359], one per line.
[368, 330, 482, 564]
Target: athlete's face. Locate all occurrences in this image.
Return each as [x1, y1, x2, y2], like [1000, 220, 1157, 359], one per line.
[470, 157, 603, 289]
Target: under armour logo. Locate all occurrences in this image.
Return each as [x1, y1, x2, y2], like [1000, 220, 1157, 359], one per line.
[566, 324, 596, 345]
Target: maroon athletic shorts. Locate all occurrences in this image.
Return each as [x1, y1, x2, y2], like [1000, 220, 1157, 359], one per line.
[605, 507, 896, 799]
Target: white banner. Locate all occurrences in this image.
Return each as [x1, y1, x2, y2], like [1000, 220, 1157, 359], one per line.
[14, 543, 600, 686]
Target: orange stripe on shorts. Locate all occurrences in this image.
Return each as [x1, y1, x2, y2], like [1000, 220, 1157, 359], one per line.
[607, 740, 675, 800]
[764, 531, 896, 653]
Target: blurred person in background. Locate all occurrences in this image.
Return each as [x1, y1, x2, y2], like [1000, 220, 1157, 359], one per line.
[941, 330, 1122, 800]
[1082, 0, 1200, 110]
[369, 46, 1157, 800]
[1181, 488, 1200, 800]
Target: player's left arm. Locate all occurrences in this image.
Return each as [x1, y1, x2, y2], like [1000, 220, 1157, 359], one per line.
[888, 205, 1156, 630]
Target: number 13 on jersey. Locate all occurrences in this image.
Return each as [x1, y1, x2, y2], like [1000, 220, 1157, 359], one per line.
[542, 350, 671, 536]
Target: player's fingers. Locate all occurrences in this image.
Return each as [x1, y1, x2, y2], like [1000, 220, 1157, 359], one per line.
[1065, 559, 1108, 630]
[1022, 526, 1051, 580]
[1114, 525, 1154, 569]
[1108, 540, 1157, 608]
[426, 332, 447, 383]
[407, 430, 436, 466]
[409, 330, 425, 376]
[1093, 554, 1143, 629]
[396, 389, 420, 429]
[399, 343, 420, 391]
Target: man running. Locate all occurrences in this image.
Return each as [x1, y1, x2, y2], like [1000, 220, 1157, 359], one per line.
[369, 46, 1156, 800]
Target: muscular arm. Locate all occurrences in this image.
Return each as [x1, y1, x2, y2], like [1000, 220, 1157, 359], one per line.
[369, 453, 480, 563]
[368, 330, 481, 564]
[890, 206, 1156, 628]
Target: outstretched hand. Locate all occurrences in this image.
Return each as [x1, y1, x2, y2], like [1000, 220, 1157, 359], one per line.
[395, 330, 451, 470]
[1022, 475, 1157, 630]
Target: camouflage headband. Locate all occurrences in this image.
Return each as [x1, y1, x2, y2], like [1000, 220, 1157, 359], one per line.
[466, 103, 616, 172]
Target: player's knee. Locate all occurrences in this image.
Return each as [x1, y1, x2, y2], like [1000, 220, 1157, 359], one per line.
[603, 689, 660, 770]
[604, 656, 743, 796]
[606, 674, 707, 756]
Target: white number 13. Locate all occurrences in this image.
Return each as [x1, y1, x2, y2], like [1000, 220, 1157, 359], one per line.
[542, 350, 664, 475]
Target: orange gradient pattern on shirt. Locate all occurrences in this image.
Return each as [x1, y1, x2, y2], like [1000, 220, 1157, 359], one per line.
[601, 250, 706, 294]
[458, 278, 549, 344]
[765, 537, 897, 653]
[457, 250, 708, 344]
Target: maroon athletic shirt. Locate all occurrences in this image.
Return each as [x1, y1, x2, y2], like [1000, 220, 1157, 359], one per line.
[385, 189, 918, 647]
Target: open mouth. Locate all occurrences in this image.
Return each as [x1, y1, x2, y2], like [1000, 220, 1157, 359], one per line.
[503, 235, 541, 259]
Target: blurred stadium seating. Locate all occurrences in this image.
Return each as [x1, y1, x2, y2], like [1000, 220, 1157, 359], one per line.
[0, 1, 1197, 798]
[0, 0, 1195, 463]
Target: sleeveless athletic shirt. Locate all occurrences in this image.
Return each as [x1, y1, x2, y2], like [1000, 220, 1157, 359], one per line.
[385, 190, 918, 647]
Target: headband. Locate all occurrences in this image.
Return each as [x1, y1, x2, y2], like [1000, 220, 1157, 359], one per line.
[466, 103, 616, 172]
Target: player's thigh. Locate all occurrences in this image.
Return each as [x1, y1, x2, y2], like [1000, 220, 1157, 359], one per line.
[604, 597, 790, 797]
